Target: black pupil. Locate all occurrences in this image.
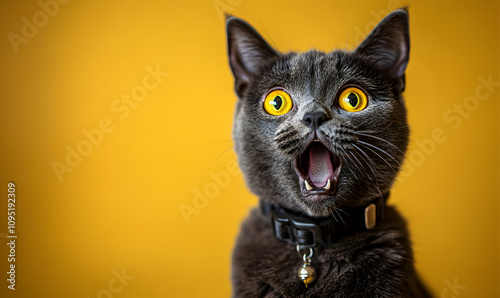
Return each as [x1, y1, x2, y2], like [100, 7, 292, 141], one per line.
[347, 93, 358, 107]
[272, 96, 283, 110]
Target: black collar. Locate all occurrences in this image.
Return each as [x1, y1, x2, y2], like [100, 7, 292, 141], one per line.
[260, 193, 388, 250]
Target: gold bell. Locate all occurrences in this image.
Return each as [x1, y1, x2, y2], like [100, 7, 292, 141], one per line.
[297, 262, 316, 288]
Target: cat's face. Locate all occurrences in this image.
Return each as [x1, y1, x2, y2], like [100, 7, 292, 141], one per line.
[226, 10, 410, 217]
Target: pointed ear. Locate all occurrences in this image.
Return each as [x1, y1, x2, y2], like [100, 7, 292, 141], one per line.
[355, 9, 410, 80]
[226, 16, 279, 97]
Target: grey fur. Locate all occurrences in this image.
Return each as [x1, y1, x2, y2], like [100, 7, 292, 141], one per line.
[226, 9, 430, 297]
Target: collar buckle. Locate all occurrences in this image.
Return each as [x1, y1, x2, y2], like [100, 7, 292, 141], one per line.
[271, 209, 328, 249]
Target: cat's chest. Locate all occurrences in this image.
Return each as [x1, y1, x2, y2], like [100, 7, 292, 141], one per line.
[235, 213, 357, 291]
[233, 207, 410, 297]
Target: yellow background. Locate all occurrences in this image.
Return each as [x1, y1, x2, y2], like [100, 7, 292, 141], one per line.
[0, 0, 498, 297]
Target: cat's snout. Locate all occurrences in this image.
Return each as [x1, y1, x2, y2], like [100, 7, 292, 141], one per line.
[302, 111, 329, 131]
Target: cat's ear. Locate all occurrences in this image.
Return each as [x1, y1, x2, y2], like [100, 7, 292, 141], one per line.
[226, 16, 279, 97]
[355, 9, 410, 80]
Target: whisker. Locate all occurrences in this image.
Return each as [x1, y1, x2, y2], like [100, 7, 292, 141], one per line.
[352, 144, 385, 200]
[356, 142, 399, 174]
[347, 150, 367, 179]
[341, 146, 362, 169]
[346, 151, 362, 172]
[334, 208, 346, 225]
[354, 132, 405, 156]
[330, 210, 339, 223]
[352, 144, 378, 180]
[357, 140, 402, 167]
[212, 144, 235, 163]
[339, 147, 359, 181]
[336, 208, 349, 216]
[206, 139, 235, 145]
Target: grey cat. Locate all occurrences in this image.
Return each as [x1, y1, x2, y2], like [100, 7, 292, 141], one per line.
[226, 8, 430, 297]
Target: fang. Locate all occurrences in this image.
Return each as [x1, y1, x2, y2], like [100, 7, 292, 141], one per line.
[305, 180, 313, 191]
[324, 179, 331, 190]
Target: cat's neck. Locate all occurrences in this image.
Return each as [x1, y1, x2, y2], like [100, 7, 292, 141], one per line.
[259, 192, 389, 250]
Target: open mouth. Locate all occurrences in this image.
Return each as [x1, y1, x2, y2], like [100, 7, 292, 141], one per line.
[294, 140, 342, 200]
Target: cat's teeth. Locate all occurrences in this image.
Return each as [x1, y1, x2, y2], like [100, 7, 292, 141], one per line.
[323, 179, 331, 190]
[304, 180, 313, 191]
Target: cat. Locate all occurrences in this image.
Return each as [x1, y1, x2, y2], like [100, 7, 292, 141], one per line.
[226, 8, 431, 297]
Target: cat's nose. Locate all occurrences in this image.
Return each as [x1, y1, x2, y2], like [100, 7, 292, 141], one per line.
[302, 111, 329, 131]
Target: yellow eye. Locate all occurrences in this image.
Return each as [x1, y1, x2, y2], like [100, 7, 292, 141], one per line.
[263, 89, 293, 116]
[338, 87, 368, 112]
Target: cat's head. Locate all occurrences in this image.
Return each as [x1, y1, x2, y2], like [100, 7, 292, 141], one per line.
[226, 9, 410, 217]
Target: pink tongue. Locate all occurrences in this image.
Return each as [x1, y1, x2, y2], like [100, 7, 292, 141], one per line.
[308, 143, 334, 187]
